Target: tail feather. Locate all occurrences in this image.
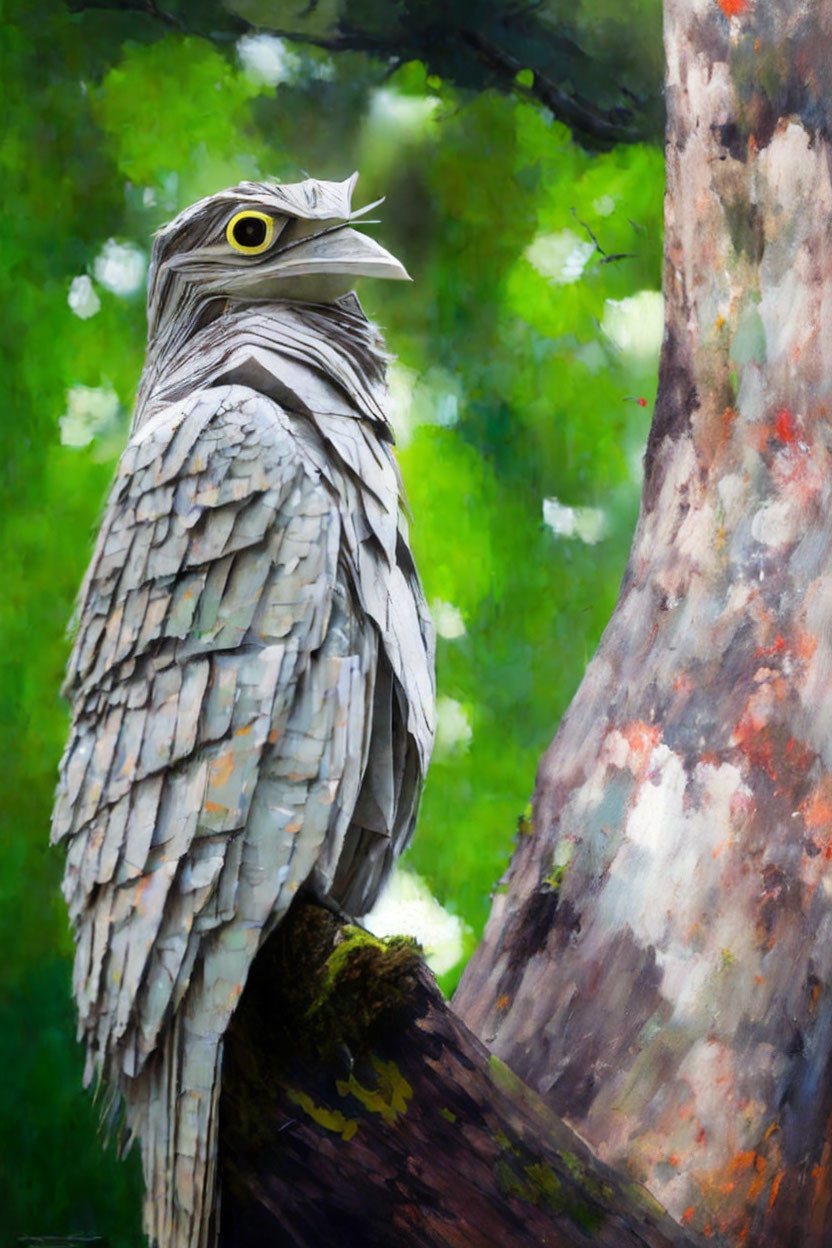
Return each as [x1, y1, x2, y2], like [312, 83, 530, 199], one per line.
[131, 1010, 223, 1248]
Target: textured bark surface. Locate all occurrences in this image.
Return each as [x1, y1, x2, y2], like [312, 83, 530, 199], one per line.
[455, 3, 832, 1245]
[218, 901, 696, 1248]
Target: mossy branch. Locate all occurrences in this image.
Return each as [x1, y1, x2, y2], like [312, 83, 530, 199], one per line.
[218, 900, 698, 1247]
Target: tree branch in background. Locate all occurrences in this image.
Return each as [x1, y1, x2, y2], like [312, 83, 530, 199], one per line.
[64, 0, 664, 148]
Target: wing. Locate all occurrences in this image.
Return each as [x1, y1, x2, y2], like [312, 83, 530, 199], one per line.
[52, 383, 376, 1082]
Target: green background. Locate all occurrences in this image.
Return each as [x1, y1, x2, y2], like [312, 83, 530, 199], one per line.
[0, 4, 662, 1241]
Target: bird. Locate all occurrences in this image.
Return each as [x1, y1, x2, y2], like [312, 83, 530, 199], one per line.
[50, 174, 436, 1248]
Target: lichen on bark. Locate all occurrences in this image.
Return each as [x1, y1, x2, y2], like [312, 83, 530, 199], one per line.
[455, 2, 832, 1243]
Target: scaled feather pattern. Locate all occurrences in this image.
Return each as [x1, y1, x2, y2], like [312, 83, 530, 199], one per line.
[51, 175, 436, 1248]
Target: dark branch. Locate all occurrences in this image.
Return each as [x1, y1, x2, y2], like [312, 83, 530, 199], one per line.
[218, 901, 699, 1247]
[63, 0, 662, 148]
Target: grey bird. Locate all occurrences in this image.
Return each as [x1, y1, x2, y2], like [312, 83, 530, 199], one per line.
[51, 174, 436, 1248]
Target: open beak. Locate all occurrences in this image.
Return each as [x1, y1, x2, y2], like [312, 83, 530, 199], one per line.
[266, 225, 410, 282]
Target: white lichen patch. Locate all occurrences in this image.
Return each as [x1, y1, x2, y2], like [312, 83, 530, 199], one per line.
[750, 497, 798, 548]
[594, 745, 757, 1022]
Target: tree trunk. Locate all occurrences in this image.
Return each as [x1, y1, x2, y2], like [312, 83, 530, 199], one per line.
[217, 901, 696, 1248]
[454, 3, 832, 1244]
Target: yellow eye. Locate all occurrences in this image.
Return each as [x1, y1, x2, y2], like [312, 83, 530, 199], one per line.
[226, 210, 275, 255]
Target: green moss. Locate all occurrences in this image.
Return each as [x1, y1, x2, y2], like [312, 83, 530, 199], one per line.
[516, 801, 534, 837]
[542, 864, 567, 892]
[440, 1107, 457, 1124]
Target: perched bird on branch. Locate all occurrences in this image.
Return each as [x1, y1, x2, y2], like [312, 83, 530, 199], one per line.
[51, 175, 436, 1248]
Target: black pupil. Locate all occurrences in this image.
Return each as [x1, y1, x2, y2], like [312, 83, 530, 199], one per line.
[233, 216, 267, 248]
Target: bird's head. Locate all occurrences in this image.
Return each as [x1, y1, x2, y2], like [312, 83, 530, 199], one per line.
[146, 173, 408, 342]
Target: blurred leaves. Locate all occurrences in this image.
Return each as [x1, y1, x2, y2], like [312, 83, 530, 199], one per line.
[2, 4, 661, 1240]
[68, 0, 664, 147]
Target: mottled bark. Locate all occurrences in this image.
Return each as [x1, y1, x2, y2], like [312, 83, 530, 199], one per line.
[218, 902, 695, 1248]
[455, 2, 832, 1245]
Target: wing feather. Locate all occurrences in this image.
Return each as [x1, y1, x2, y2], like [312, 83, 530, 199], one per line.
[54, 384, 369, 1084]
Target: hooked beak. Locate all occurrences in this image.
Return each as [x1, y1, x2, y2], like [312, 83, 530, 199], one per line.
[266, 224, 410, 283]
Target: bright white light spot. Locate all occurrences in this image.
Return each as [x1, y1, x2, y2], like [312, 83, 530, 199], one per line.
[93, 240, 146, 297]
[67, 275, 100, 320]
[602, 290, 664, 362]
[237, 34, 300, 86]
[434, 696, 472, 758]
[387, 363, 461, 447]
[435, 392, 458, 427]
[593, 194, 616, 217]
[369, 88, 439, 132]
[364, 868, 470, 976]
[526, 229, 595, 285]
[543, 496, 607, 545]
[60, 385, 120, 448]
[431, 599, 466, 640]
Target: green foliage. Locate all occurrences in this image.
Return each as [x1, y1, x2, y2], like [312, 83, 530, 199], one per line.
[1, 5, 662, 1240]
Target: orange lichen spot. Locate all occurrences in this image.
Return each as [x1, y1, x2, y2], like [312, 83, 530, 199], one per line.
[755, 974, 764, 986]
[183, 589, 193, 600]
[757, 634, 787, 657]
[683, 1207, 695, 1223]
[133, 875, 152, 909]
[496, 994, 511, 1012]
[623, 720, 661, 755]
[715, 316, 726, 330]
[794, 630, 818, 661]
[800, 779, 832, 832]
[209, 750, 235, 787]
[268, 728, 280, 744]
[669, 1153, 680, 1168]
[769, 1170, 783, 1210]
[729, 1151, 757, 1176]
[285, 820, 303, 835]
[763, 1122, 779, 1142]
[733, 709, 777, 781]
[717, 0, 748, 13]
[785, 737, 814, 771]
[774, 409, 798, 444]
[754, 36, 761, 52]
[234, 722, 253, 737]
[203, 800, 226, 815]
